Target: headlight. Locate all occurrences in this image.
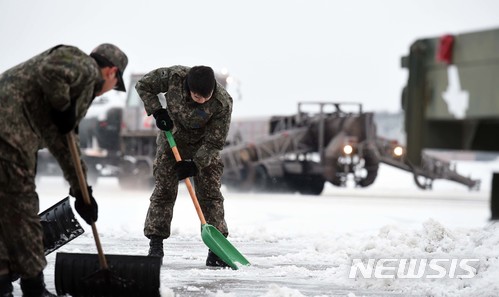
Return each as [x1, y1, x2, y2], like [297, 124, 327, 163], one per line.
[393, 146, 404, 157]
[343, 144, 353, 155]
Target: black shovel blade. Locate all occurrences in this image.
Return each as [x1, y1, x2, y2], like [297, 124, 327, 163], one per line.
[39, 196, 84, 255]
[80, 268, 134, 296]
[55, 252, 162, 297]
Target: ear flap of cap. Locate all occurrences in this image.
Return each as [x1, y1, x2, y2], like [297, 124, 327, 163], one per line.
[114, 70, 126, 92]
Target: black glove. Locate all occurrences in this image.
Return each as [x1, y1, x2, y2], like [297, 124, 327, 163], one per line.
[174, 160, 198, 180]
[70, 186, 98, 225]
[50, 103, 76, 134]
[153, 108, 173, 131]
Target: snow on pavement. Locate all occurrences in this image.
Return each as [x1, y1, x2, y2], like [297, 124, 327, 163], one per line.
[17, 159, 499, 296]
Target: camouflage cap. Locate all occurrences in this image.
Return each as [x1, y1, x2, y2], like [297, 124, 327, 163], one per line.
[91, 43, 128, 92]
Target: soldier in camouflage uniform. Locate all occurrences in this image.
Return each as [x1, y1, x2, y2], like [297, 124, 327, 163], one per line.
[135, 65, 232, 267]
[0, 44, 128, 297]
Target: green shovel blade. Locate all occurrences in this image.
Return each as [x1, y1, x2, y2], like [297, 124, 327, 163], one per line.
[201, 224, 250, 270]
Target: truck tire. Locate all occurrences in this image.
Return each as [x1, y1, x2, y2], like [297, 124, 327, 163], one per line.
[118, 159, 153, 190]
[252, 165, 269, 192]
[356, 146, 380, 187]
[296, 175, 325, 195]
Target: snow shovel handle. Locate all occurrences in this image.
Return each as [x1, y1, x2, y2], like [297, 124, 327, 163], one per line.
[66, 132, 109, 269]
[165, 131, 207, 225]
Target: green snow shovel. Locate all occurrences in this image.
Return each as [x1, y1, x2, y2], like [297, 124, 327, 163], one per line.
[165, 130, 250, 270]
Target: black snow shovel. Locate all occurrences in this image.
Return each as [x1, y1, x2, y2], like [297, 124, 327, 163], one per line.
[39, 196, 84, 255]
[54, 132, 162, 297]
[165, 131, 250, 270]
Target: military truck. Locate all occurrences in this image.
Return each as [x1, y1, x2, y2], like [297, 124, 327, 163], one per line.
[402, 27, 499, 163]
[401, 27, 499, 215]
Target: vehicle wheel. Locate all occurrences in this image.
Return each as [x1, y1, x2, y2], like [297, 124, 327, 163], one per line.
[252, 165, 269, 192]
[357, 147, 380, 187]
[118, 162, 136, 190]
[118, 159, 153, 190]
[297, 176, 325, 195]
[223, 163, 256, 193]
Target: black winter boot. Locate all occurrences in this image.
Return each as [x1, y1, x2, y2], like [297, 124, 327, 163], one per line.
[0, 274, 13, 297]
[206, 250, 230, 268]
[148, 236, 164, 258]
[20, 272, 57, 297]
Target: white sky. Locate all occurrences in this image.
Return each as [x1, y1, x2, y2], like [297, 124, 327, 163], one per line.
[1, 0, 499, 118]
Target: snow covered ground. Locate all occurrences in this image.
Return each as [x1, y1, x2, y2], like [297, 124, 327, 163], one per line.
[14, 158, 499, 296]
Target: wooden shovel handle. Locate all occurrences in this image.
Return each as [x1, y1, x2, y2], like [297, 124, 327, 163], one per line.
[165, 131, 207, 225]
[66, 132, 108, 269]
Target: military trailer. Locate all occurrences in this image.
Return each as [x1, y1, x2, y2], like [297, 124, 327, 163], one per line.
[221, 102, 478, 195]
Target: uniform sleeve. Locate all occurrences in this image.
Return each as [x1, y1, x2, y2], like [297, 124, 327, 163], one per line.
[193, 99, 232, 169]
[37, 47, 99, 190]
[36, 46, 97, 112]
[135, 68, 172, 115]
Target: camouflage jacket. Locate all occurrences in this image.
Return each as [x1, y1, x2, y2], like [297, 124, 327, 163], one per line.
[135, 65, 233, 169]
[0, 45, 103, 190]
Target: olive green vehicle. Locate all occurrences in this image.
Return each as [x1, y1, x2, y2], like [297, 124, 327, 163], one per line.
[402, 27, 499, 215]
[402, 27, 499, 163]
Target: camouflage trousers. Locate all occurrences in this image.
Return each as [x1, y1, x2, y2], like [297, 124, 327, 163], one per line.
[0, 158, 46, 278]
[144, 135, 228, 240]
